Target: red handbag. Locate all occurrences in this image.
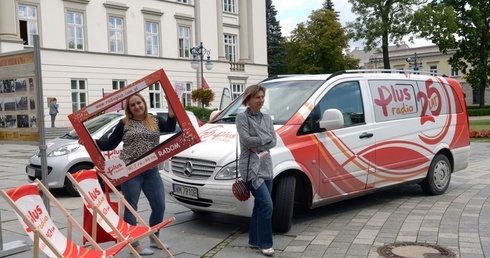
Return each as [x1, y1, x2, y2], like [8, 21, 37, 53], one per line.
[82, 183, 118, 244]
[232, 179, 250, 202]
[233, 138, 250, 202]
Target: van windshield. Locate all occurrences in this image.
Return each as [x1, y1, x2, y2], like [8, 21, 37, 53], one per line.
[213, 80, 324, 124]
[66, 113, 124, 138]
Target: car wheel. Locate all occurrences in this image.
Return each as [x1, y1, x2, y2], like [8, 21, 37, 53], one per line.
[65, 164, 93, 197]
[272, 175, 296, 233]
[420, 154, 451, 195]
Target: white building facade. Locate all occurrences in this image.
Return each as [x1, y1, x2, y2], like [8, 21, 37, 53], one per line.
[0, 0, 268, 127]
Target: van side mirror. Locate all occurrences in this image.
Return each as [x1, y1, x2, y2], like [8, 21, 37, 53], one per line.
[319, 109, 344, 130]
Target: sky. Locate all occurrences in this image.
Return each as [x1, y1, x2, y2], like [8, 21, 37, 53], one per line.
[272, 0, 433, 50]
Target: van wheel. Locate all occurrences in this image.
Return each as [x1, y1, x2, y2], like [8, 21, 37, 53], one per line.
[420, 154, 451, 195]
[65, 164, 93, 197]
[272, 175, 296, 233]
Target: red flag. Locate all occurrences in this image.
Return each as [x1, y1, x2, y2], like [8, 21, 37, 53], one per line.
[202, 76, 210, 89]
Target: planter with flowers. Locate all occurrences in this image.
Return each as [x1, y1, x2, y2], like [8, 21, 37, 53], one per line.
[191, 88, 215, 107]
[470, 130, 490, 139]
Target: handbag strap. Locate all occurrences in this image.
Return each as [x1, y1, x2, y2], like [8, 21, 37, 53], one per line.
[236, 118, 252, 181]
[236, 133, 239, 180]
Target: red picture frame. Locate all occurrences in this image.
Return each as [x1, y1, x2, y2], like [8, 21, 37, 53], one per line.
[68, 69, 200, 185]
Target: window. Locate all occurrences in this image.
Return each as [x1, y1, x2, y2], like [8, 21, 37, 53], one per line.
[67, 11, 84, 50]
[71, 79, 87, 112]
[230, 83, 244, 100]
[177, 0, 188, 3]
[224, 34, 237, 62]
[450, 66, 459, 77]
[394, 67, 405, 74]
[178, 26, 190, 58]
[180, 82, 192, 107]
[316, 82, 364, 127]
[149, 82, 161, 108]
[112, 80, 126, 90]
[145, 21, 159, 56]
[429, 65, 438, 75]
[18, 4, 38, 46]
[109, 17, 124, 53]
[223, 0, 236, 13]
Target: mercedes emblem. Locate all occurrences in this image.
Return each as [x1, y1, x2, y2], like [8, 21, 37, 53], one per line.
[184, 161, 193, 177]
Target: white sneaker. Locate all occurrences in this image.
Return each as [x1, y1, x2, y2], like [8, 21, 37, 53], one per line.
[261, 248, 275, 256]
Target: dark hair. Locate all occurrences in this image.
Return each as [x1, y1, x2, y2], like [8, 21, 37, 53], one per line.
[241, 84, 266, 106]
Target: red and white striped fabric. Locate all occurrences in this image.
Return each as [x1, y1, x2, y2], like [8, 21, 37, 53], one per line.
[71, 170, 173, 241]
[5, 184, 123, 258]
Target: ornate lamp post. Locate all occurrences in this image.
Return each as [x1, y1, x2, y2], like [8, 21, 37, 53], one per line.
[406, 52, 423, 72]
[369, 54, 382, 69]
[190, 42, 213, 122]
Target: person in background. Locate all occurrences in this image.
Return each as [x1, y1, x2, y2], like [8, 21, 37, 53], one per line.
[95, 93, 176, 255]
[236, 84, 277, 257]
[49, 98, 59, 128]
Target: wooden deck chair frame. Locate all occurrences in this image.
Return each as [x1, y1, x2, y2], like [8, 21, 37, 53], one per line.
[0, 180, 130, 258]
[66, 169, 174, 258]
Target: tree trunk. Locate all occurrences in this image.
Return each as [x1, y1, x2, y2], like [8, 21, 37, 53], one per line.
[479, 82, 486, 108]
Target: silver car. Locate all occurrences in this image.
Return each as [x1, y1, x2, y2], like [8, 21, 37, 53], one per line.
[26, 109, 201, 196]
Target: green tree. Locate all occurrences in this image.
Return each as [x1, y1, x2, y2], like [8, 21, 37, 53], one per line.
[285, 8, 358, 74]
[322, 0, 335, 11]
[266, 0, 287, 77]
[346, 0, 427, 69]
[412, 0, 489, 107]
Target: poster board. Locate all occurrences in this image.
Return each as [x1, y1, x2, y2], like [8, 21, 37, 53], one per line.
[47, 97, 55, 108]
[0, 50, 39, 143]
[68, 69, 201, 186]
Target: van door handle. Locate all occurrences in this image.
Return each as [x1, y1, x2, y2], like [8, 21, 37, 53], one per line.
[359, 132, 373, 139]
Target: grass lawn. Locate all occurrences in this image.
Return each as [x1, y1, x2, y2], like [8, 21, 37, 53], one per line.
[469, 119, 490, 131]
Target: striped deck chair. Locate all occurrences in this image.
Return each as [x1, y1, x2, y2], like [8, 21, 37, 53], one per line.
[67, 169, 174, 258]
[0, 180, 129, 258]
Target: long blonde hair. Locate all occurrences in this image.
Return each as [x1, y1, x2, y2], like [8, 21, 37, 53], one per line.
[123, 93, 158, 131]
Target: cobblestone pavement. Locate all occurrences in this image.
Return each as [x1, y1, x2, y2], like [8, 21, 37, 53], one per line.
[0, 142, 489, 257]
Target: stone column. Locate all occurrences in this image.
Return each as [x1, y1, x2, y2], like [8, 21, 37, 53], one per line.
[0, 0, 24, 53]
[216, 1, 225, 60]
[238, 0, 250, 62]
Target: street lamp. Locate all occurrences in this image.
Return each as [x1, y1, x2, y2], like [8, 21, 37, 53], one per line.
[190, 42, 213, 122]
[406, 52, 423, 72]
[369, 54, 382, 69]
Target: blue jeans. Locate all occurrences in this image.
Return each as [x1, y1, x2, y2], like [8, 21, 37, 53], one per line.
[50, 114, 56, 127]
[121, 166, 165, 246]
[247, 179, 273, 249]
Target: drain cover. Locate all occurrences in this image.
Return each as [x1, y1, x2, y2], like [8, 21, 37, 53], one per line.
[378, 242, 455, 258]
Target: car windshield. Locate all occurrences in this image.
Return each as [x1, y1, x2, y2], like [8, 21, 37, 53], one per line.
[212, 80, 324, 124]
[66, 113, 124, 138]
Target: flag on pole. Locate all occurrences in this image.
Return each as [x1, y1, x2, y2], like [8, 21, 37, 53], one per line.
[202, 76, 210, 89]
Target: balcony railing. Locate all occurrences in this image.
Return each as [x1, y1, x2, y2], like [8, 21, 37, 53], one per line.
[229, 62, 244, 72]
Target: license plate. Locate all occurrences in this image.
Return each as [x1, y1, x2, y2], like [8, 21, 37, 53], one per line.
[27, 167, 36, 177]
[173, 184, 198, 199]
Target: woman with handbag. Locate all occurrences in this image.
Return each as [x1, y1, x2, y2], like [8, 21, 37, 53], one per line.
[236, 84, 277, 256]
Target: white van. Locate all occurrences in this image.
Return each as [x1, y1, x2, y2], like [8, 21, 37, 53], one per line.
[161, 70, 470, 233]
